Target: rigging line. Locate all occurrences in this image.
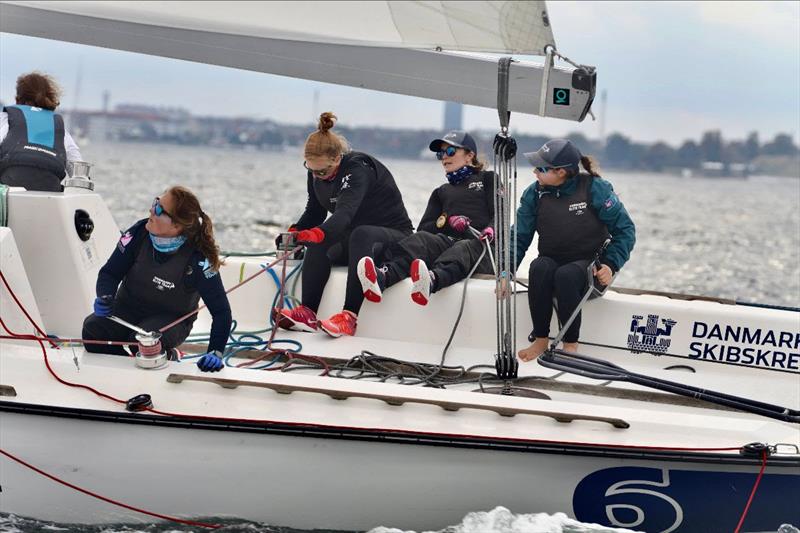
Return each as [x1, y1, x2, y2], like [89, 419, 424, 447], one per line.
[0, 447, 221, 529]
[0, 269, 58, 348]
[733, 448, 768, 533]
[158, 245, 302, 334]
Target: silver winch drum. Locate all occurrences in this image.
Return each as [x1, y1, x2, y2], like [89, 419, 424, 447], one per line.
[63, 160, 95, 190]
[134, 331, 168, 369]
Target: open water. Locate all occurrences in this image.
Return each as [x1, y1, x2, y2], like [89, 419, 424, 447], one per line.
[2, 142, 798, 532]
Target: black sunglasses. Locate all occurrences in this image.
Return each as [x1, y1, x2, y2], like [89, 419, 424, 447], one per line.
[436, 146, 460, 160]
[152, 197, 172, 218]
[304, 160, 338, 178]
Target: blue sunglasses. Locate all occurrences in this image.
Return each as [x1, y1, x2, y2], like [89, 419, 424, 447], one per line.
[152, 197, 172, 218]
[436, 146, 459, 160]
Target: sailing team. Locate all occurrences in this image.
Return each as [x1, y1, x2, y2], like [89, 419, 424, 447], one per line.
[0, 72, 636, 372]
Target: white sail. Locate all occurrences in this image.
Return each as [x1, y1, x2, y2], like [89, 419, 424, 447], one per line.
[1, 1, 555, 54]
[0, 1, 594, 120]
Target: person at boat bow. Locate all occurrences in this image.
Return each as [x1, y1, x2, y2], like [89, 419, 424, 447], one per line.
[356, 130, 495, 306]
[510, 139, 635, 361]
[275, 112, 413, 338]
[0, 71, 83, 192]
[82, 186, 232, 372]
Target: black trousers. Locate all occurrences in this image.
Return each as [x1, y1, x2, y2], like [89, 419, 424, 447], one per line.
[0, 166, 64, 192]
[382, 232, 493, 291]
[82, 302, 194, 356]
[528, 256, 595, 343]
[301, 225, 411, 315]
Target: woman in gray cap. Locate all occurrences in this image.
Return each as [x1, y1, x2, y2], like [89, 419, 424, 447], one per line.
[512, 139, 636, 361]
[356, 130, 495, 306]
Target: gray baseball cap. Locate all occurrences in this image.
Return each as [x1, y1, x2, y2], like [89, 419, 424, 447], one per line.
[524, 139, 582, 171]
[429, 130, 478, 154]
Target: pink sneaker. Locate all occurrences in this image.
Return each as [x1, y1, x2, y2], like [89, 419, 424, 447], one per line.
[274, 305, 318, 332]
[320, 311, 357, 338]
[357, 256, 383, 303]
[410, 259, 431, 306]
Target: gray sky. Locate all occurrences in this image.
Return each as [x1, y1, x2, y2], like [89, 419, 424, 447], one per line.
[1, 1, 798, 145]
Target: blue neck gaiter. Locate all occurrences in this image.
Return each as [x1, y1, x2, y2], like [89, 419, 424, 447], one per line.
[149, 233, 187, 253]
[446, 165, 475, 185]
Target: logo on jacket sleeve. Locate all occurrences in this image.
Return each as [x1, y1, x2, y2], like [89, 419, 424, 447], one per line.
[199, 258, 218, 279]
[117, 231, 133, 252]
[604, 194, 619, 210]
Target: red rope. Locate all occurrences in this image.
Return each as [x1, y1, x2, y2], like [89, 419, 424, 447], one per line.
[733, 448, 768, 533]
[0, 269, 58, 348]
[0, 447, 220, 529]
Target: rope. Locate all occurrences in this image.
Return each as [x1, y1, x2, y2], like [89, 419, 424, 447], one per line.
[158, 246, 302, 334]
[733, 448, 769, 533]
[0, 447, 221, 528]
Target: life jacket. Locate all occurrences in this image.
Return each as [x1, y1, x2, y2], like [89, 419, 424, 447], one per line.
[536, 173, 610, 262]
[0, 105, 67, 178]
[435, 170, 494, 238]
[115, 235, 201, 323]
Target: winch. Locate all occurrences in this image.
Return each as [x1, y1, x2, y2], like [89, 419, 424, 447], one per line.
[107, 316, 169, 369]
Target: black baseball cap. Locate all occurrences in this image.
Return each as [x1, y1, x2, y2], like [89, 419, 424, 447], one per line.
[523, 139, 582, 171]
[429, 130, 478, 154]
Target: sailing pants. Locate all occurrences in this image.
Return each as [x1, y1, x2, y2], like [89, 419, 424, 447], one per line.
[301, 225, 411, 315]
[381, 232, 493, 292]
[528, 256, 599, 343]
[82, 303, 194, 356]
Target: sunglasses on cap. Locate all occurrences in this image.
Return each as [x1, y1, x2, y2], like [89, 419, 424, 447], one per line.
[436, 146, 460, 160]
[304, 160, 338, 178]
[152, 197, 172, 219]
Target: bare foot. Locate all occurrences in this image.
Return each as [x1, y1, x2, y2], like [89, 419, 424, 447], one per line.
[561, 342, 579, 353]
[518, 337, 549, 362]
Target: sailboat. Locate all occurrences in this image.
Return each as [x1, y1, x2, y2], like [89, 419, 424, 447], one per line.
[0, 2, 798, 531]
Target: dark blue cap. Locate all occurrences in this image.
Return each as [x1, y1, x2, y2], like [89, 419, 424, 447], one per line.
[524, 139, 582, 171]
[429, 130, 478, 154]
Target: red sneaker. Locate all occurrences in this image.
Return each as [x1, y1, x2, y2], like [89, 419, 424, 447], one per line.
[320, 311, 357, 338]
[357, 256, 383, 303]
[410, 259, 431, 306]
[274, 305, 318, 332]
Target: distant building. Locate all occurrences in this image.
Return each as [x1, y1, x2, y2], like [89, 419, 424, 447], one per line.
[443, 101, 463, 131]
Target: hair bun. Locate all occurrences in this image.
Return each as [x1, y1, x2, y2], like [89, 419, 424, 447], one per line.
[318, 112, 337, 133]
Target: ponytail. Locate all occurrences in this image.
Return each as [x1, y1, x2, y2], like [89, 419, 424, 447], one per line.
[580, 155, 601, 177]
[195, 211, 223, 271]
[165, 185, 223, 271]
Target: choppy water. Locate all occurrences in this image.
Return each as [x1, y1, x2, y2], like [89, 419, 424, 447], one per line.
[84, 141, 799, 306]
[0, 507, 640, 533]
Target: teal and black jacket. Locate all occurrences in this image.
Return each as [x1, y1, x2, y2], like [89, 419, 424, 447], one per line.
[512, 173, 636, 273]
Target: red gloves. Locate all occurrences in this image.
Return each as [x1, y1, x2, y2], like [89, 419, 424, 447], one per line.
[480, 226, 494, 243]
[293, 227, 325, 244]
[448, 215, 471, 232]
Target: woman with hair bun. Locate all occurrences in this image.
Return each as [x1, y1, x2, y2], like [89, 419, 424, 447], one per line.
[0, 71, 83, 191]
[82, 186, 232, 373]
[275, 112, 413, 338]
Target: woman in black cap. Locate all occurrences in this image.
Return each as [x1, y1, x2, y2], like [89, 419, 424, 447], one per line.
[357, 130, 495, 306]
[509, 139, 636, 361]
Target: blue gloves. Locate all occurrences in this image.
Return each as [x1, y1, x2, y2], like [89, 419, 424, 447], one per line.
[197, 352, 224, 372]
[93, 296, 114, 317]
